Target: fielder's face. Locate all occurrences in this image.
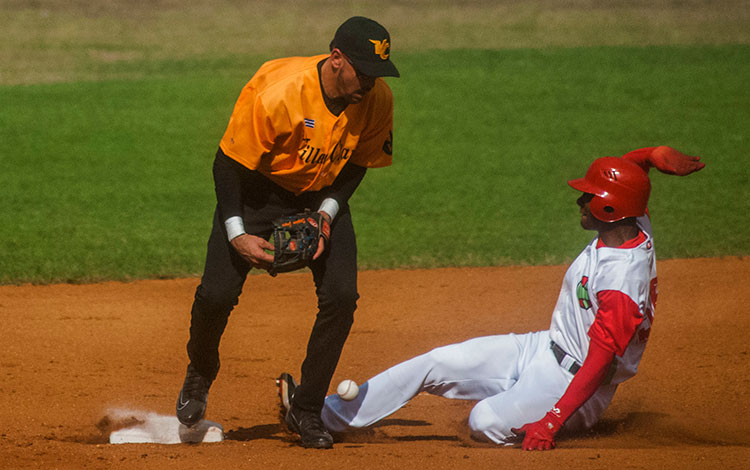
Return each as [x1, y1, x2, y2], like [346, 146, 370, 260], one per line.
[335, 50, 377, 104]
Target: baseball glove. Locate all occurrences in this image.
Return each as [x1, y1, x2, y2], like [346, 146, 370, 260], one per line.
[269, 211, 330, 276]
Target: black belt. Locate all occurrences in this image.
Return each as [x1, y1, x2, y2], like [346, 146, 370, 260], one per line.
[550, 341, 581, 375]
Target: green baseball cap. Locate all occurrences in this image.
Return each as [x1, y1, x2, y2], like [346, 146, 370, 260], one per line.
[329, 16, 400, 78]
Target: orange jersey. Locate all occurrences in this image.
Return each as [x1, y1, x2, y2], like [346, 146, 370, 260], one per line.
[219, 54, 394, 194]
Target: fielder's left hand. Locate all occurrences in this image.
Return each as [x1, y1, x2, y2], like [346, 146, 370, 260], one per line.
[512, 410, 564, 451]
[312, 211, 332, 261]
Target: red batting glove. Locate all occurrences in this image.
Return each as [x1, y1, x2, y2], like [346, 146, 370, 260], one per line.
[649, 146, 705, 176]
[512, 410, 564, 451]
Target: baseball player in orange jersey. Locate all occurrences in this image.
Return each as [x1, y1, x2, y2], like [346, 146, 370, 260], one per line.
[278, 146, 704, 450]
[176, 16, 399, 449]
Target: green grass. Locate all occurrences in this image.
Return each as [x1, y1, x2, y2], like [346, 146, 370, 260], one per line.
[355, 45, 750, 268]
[1, 71, 247, 282]
[2, 44, 747, 283]
[3, 0, 749, 86]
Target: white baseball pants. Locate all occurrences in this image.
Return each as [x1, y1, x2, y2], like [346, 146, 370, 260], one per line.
[322, 330, 617, 443]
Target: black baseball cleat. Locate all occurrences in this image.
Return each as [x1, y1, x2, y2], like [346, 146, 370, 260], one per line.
[276, 372, 297, 415]
[176, 364, 212, 427]
[285, 405, 334, 449]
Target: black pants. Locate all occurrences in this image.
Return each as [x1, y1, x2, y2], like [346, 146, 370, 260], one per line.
[186, 180, 359, 413]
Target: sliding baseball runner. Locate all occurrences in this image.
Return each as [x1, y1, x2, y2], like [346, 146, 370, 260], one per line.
[299, 146, 704, 449]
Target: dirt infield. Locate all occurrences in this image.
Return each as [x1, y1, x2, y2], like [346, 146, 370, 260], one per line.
[1, 257, 748, 469]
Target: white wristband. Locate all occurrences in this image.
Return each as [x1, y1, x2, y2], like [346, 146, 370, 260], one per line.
[318, 198, 340, 221]
[224, 216, 246, 242]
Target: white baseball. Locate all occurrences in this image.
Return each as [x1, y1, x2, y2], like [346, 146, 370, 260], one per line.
[336, 379, 359, 401]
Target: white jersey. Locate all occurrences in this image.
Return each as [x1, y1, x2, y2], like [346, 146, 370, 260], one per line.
[549, 215, 657, 384]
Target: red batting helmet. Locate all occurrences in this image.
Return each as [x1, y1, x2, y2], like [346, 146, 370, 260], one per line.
[567, 157, 651, 222]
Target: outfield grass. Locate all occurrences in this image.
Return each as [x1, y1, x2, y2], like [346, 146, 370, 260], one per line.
[3, 0, 749, 85]
[356, 45, 750, 268]
[2, 1, 749, 283]
[2, 43, 747, 283]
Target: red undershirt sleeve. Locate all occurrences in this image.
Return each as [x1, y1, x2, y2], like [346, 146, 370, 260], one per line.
[553, 290, 644, 422]
[553, 340, 613, 421]
[588, 290, 644, 356]
[621, 147, 657, 172]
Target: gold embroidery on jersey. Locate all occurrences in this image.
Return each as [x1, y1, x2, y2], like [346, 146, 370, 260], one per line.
[369, 39, 390, 59]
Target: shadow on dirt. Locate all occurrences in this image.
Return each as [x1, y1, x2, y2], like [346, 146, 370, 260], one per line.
[566, 412, 750, 448]
[224, 423, 289, 443]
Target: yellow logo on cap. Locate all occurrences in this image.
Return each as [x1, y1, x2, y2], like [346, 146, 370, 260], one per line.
[369, 39, 390, 60]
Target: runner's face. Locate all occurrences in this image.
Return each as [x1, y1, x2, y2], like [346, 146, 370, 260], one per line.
[577, 193, 598, 230]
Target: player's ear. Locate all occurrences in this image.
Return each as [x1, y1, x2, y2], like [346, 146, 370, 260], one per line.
[329, 48, 346, 71]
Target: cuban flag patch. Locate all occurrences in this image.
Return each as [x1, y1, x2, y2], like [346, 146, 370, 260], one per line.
[304, 118, 315, 128]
